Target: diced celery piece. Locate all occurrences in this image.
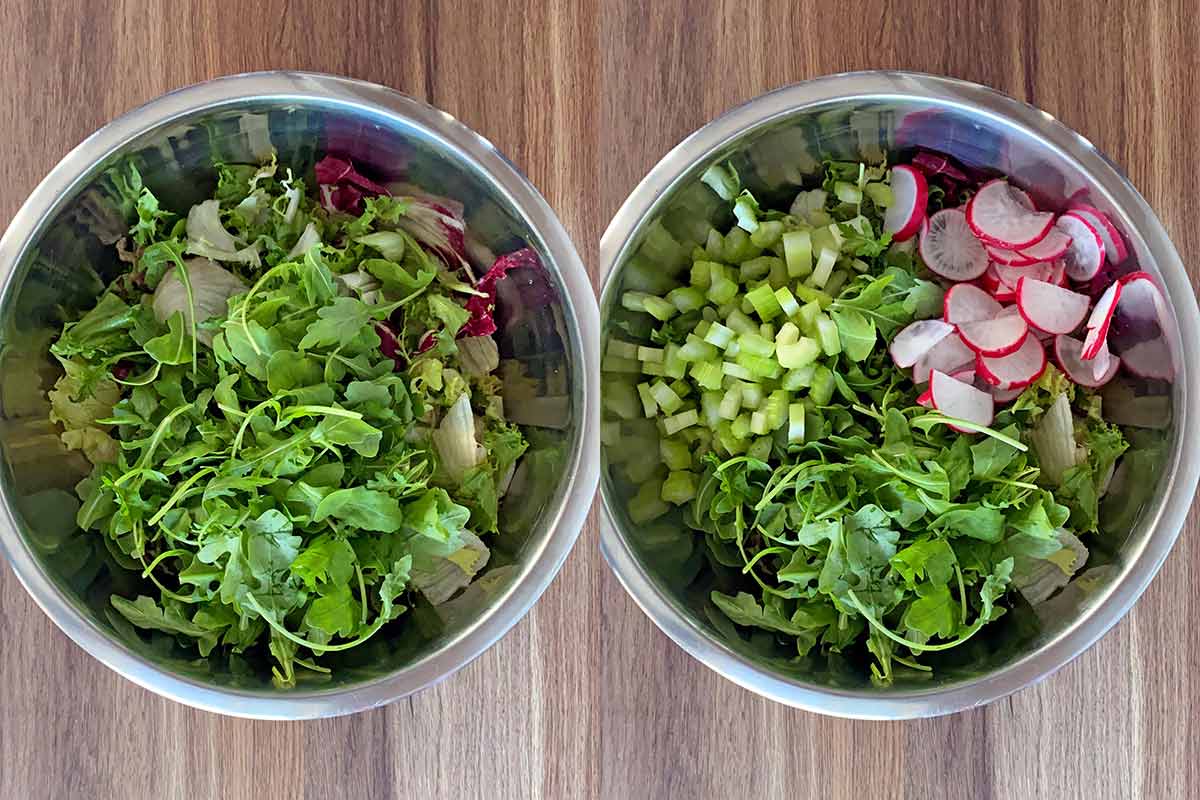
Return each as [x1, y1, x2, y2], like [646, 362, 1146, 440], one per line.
[795, 284, 833, 309]
[845, 215, 872, 237]
[739, 255, 775, 282]
[662, 409, 699, 435]
[777, 337, 821, 369]
[850, 258, 870, 273]
[623, 453, 661, 484]
[738, 332, 776, 358]
[834, 181, 862, 205]
[759, 323, 775, 341]
[734, 352, 781, 379]
[637, 345, 665, 363]
[824, 270, 849, 298]
[679, 336, 718, 362]
[622, 291, 650, 312]
[782, 364, 815, 390]
[767, 258, 789, 290]
[694, 319, 712, 337]
[661, 471, 698, 505]
[636, 382, 657, 417]
[603, 382, 639, 420]
[730, 413, 752, 440]
[701, 307, 718, 322]
[670, 379, 692, 398]
[700, 390, 723, 429]
[628, 479, 669, 523]
[747, 437, 773, 462]
[706, 273, 738, 305]
[734, 191, 761, 232]
[690, 361, 725, 390]
[718, 385, 742, 420]
[740, 295, 755, 316]
[782, 229, 813, 277]
[810, 365, 835, 405]
[811, 248, 838, 287]
[607, 339, 639, 359]
[722, 361, 755, 381]
[667, 286, 706, 312]
[691, 260, 713, 288]
[750, 219, 784, 248]
[815, 316, 841, 356]
[796, 300, 823, 335]
[643, 296, 678, 321]
[641, 360, 665, 376]
[701, 162, 740, 200]
[725, 309, 758, 336]
[774, 286, 800, 318]
[690, 245, 707, 262]
[750, 410, 769, 436]
[703, 321, 735, 349]
[864, 181, 892, 207]
[722, 227, 759, 263]
[650, 380, 683, 414]
[745, 284, 782, 321]
[776, 322, 800, 347]
[763, 389, 790, 430]
[663, 343, 686, 379]
[705, 229, 724, 259]
[601, 420, 622, 447]
[788, 402, 806, 443]
[739, 381, 764, 409]
[602, 355, 642, 373]
[717, 301, 740, 320]
[715, 421, 745, 456]
[725, 340, 741, 357]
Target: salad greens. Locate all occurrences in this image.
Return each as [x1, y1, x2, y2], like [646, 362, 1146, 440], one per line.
[603, 160, 1131, 682]
[49, 155, 530, 686]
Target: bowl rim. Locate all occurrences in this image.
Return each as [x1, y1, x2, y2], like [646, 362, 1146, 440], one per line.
[598, 69, 1200, 719]
[0, 70, 599, 719]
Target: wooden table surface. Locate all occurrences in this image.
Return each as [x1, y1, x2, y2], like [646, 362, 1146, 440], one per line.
[1, 2, 1197, 799]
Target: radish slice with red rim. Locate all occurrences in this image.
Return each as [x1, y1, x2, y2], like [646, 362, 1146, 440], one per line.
[1091, 341, 1113, 381]
[1015, 277, 1090, 334]
[977, 336, 1047, 388]
[944, 283, 1003, 325]
[1069, 204, 1128, 263]
[1055, 335, 1121, 387]
[1119, 337, 1174, 380]
[990, 384, 1025, 403]
[883, 165, 929, 242]
[1056, 213, 1105, 281]
[890, 319, 954, 367]
[919, 208, 989, 280]
[916, 388, 934, 408]
[966, 180, 1055, 248]
[985, 244, 1038, 266]
[1018, 228, 1071, 261]
[1048, 261, 1068, 286]
[958, 310, 1029, 356]
[1115, 272, 1167, 324]
[1082, 281, 1121, 358]
[951, 366, 977, 384]
[930, 370, 995, 430]
[912, 333, 976, 384]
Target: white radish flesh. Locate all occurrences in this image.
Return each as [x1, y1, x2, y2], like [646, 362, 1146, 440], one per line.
[890, 319, 955, 368]
[919, 208, 989, 280]
[883, 165, 929, 242]
[977, 336, 1048, 388]
[958, 310, 1029, 356]
[912, 333, 976, 384]
[1056, 213, 1105, 281]
[1018, 228, 1072, 261]
[966, 180, 1056, 248]
[944, 283, 1003, 325]
[1082, 281, 1121, 358]
[1015, 277, 1090, 334]
[930, 370, 995, 429]
[1055, 335, 1121, 387]
[1069, 204, 1128, 263]
[1119, 337, 1174, 381]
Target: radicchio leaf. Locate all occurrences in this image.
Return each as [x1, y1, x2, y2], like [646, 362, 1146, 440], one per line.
[461, 247, 541, 338]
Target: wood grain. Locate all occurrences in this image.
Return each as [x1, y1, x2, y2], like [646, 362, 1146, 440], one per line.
[1, 1, 1198, 799]
[598, 2, 1199, 800]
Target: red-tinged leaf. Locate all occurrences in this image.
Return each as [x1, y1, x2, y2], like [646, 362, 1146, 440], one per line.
[314, 155, 390, 195]
[459, 247, 542, 338]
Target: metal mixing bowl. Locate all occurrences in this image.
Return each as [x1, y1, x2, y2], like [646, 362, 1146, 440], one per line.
[599, 71, 1200, 719]
[0, 72, 598, 718]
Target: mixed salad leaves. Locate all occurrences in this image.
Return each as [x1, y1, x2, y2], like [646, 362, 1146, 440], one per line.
[603, 153, 1172, 682]
[49, 154, 534, 686]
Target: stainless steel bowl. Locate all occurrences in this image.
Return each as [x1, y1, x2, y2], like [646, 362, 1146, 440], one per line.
[0, 72, 598, 718]
[599, 71, 1200, 719]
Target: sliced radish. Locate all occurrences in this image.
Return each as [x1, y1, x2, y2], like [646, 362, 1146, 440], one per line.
[1069, 204, 1128, 263]
[1115, 272, 1167, 324]
[1120, 337, 1174, 380]
[1056, 213, 1105, 281]
[1056, 335, 1121, 387]
[986, 244, 1038, 267]
[951, 366, 977, 384]
[890, 319, 955, 367]
[990, 384, 1025, 403]
[1082, 281, 1121, 358]
[977, 336, 1047, 389]
[930, 370, 995, 430]
[1011, 187, 1036, 210]
[912, 333, 976, 384]
[1048, 261, 1068, 286]
[919, 208, 989, 280]
[1015, 277, 1090, 334]
[916, 388, 934, 408]
[958, 310, 1029, 356]
[966, 180, 1055, 248]
[1018, 228, 1071, 261]
[1091, 341, 1113, 381]
[883, 165, 929, 242]
[944, 283, 1003, 325]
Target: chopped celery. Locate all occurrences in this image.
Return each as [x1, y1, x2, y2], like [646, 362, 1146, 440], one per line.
[731, 413, 752, 440]
[622, 291, 650, 312]
[747, 437, 773, 461]
[701, 162, 740, 201]
[722, 227, 759, 263]
[815, 316, 841, 356]
[704, 229, 724, 259]
[700, 391, 723, 429]
[669, 379, 692, 398]
[834, 181, 862, 205]
[740, 255, 776, 282]
[703, 322, 735, 349]
[864, 181, 892, 208]
[762, 390, 790, 430]
[690, 260, 712, 288]
[642, 296, 678, 321]
[810, 365, 835, 405]
[641, 360, 664, 376]
[740, 295, 755, 316]
[690, 361, 724, 390]
[750, 219, 784, 248]
[795, 283, 833, 308]
[607, 339, 639, 360]
[637, 345, 665, 363]
[706, 263, 738, 305]
[601, 420, 622, 447]
[694, 319, 712, 337]
[782, 364, 815, 390]
[701, 307, 718, 322]
[662, 409, 699, 435]
[628, 479, 669, 523]
[774, 286, 800, 318]
[623, 453, 661, 484]
[739, 381, 764, 409]
[636, 382, 657, 417]
[722, 361, 755, 381]
[603, 382, 639, 420]
[737, 332, 775, 358]
[718, 385, 742, 420]
[745, 284, 782, 321]
[782, 229, 813, 278]
[767, 258, 789, 290]
[715, 421, 746, 455]
[733, 190, 761, 232]
[602, 354, 642, 373]
[661, 471, 698, 505]
[679, 335, 718, 362]
[649, 380, 683, 414]
[850, 258, 870, 273]
[725, 309, 757, 336]
[759, 322, 775, 341]
[811, 247, 838, 287]
[787, 402, 806, 443]
[824, 269, 849, 298]
[663, 343, 686, 379]
[776, 322, 800, 346]
[777, 337, 821, 369]
[734, 351, 781, 380]
[750, 410, 769, 435]
[666, 285, 706, 312]
[725, 340, 741, 358]
[796, 300, 822, 335]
